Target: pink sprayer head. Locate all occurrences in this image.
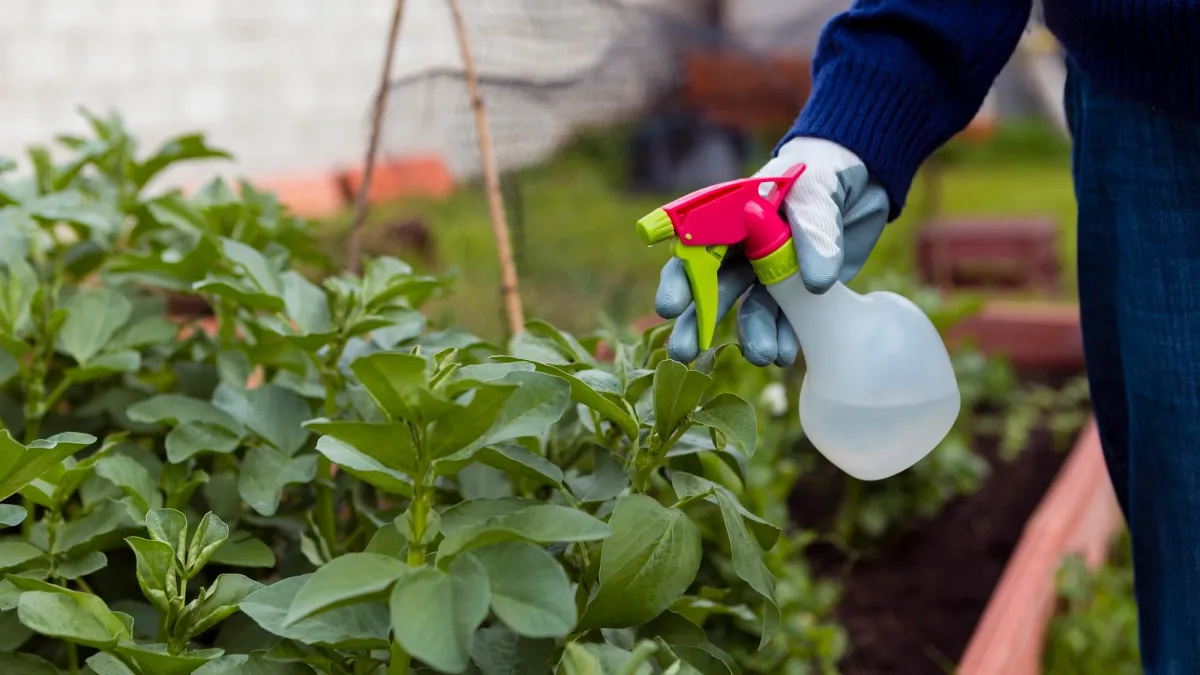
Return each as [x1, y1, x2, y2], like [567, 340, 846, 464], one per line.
[635, 164, 806, 349]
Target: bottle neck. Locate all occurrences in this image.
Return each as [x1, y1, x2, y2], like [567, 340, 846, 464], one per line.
[766, 277, 856, 364]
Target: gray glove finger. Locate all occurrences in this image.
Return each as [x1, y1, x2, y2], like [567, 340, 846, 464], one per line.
[785, 195, 844, 294]
[667, 258, 757, 363]
[737, 286, 780, 367]
[655, 258, 692, 319]
[774, 309, 800, 367]
[838, 182, 889, 283]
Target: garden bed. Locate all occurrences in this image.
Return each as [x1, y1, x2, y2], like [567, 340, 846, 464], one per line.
[792, 373, 1088, 674]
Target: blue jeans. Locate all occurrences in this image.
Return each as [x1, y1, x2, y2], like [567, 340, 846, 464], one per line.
[1066, 64, 1200, 674]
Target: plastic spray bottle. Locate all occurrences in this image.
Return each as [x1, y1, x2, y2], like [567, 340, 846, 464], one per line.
[636, 165, 960, 481]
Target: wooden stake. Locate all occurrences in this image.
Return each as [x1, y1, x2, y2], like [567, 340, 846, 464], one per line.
[446, 0, 526, 336]
[345, 0, 407, 275]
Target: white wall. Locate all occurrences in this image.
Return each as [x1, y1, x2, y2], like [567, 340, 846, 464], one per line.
[0, 0, 703, 189]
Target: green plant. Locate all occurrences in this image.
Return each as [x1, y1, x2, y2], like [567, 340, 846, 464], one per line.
[0, 111, 827, 675]
[1044, 531, 1140, 674]
[997, 375, 1091, 460]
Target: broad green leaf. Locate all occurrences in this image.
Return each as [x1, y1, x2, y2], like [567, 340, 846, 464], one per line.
[713, 489, 779, 648]
[390, 555, 490, 674]
[437, 504, 611, 561]
[59, 287, 132, 364]
[669, 473, 779, 550]
[508, 332, 574, 366]
[524, 320, 596, 366]
[0, 431, 96, 500]
[370, 307, 427, 349]
[194, 275, 283, 312]
[0, 608, 33, 651]
[305, 419, 416, 476]
[470, 542, 576, 638]
[458, 464, 514, 500]
[126, 395, 242, 434]
[285, 553, 408, 625]
[238, 447, 317, 516]
[352, 352, 451, 423]
[480, 371, 571, 445]
[566, 446, 629, 503]
[0, 652, 61, 674]
[0, 504, 25, 528]
[653, 361, 711, 438]
[109, 316, 180, 352]
[53, 499, 139, 556]
[644, 612, 737, 675]
[445, 362, 533, 393]
[209, 530, 275, 568]
[135, 132, 231, 187]
[438, 498, 536, 536]
[85, 652, 138, 675]
[14, 584, 129, 648]
[689, 394, 756, 458]
[281, 270, 332, 336]
[439, 443, 562, 487]
[0, 540, 44, 573]
[222, 238, 283, 297]
[66, 350, 141, 383]
[126, 536, 180, 615]
[576, 369, 624, 398]
[145, 508, 189, 559]
[165, 422, 242, 464]
[493, 358, 637, 438]
[0, 350, 18, 389]
[559, 645, 603, 674]
[113, 642, 223, 675]
[192, 653, 311, 675]
[177, 573, 263, 641]
[187, 512, 230, 577]
[312, 436, 411, 496]
[240, 575, 390, 649]
[360, 256, 413, 307]
[428, 383, 518, 459]
[95, 454, 162, 518]
[214, 384, 311, 456]
[470, 623, 556, 675]
[580, 495, 702, 629]
[56, 550, 108, 580]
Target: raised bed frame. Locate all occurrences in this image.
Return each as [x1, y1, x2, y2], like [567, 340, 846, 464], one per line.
[959, 419, 1122, 674]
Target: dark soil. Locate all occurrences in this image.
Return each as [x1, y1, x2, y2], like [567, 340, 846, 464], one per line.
[792, 375, 1081, 674]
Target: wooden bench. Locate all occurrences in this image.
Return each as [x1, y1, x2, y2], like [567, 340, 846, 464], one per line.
[916, 217, 1061, 294]
[682, 51, 812, 133]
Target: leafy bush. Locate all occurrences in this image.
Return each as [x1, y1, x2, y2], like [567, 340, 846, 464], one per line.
[1044, 531, 1140, 675]
[0, 111, 841, 675]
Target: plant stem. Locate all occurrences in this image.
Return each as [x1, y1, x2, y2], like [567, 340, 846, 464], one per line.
[407, 426, 430, 567]
[346, 0, 408, 275]
[313, 346, 345, 558]
[216, 300, 236, 350]
[389, 640, 411, 675]
[66, 642, 79, 675]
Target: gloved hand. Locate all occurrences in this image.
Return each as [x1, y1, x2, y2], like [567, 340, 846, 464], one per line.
[655, 137, 891, 366]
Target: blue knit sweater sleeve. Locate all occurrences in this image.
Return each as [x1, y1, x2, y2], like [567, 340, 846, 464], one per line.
[780, 0, 1033, 218]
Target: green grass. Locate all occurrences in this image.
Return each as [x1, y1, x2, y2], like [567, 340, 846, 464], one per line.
[315, 126, 1076, 340]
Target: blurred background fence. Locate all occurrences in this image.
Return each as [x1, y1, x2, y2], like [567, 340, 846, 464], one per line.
[1, 0, 1054, 187]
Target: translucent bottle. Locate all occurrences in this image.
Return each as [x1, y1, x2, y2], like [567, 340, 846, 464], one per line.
[768, 275, 960, 480]
[636, 165, 960, 481]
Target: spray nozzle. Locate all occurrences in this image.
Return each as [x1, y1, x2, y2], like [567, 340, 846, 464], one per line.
[636, 164, 807, 350]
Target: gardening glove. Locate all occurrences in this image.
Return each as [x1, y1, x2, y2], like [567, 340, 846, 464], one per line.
[656, 137, 890, 366]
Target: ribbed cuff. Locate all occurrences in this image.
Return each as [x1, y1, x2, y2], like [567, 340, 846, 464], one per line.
[776, 57, 964, 221]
